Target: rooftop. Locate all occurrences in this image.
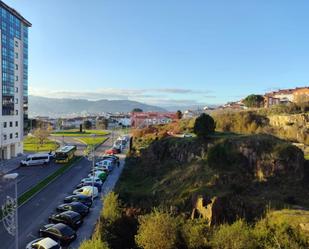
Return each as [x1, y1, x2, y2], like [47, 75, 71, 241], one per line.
[0, 1, 31, 27]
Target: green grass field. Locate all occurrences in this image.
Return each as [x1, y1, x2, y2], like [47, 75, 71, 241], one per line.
[24, 136, 59, 152]
[51, 129, 108, 137]
[77, 137, 108, 146]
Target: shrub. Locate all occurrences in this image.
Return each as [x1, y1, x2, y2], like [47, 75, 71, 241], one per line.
[135, 210, 179, 249]
[102, 192, 121, 222]
[181, 219, 210, 249]
[79, 237, 109, 249]
[211, 220, 257, 249]
[253, 219, 309, 249]
[193, 114, 216, 138]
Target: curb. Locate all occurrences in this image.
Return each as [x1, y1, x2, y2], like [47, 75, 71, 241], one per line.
[18, 156, 83, 208]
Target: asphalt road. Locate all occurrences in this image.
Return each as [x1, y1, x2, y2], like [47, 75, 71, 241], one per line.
[0, 135, 117, 249]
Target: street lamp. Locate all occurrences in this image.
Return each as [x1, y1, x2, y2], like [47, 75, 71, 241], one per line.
[90, 134, 96, 203]
[3, 173, 19, 249]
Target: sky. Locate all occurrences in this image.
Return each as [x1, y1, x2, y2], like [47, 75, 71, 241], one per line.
[4, 0, 309, 107]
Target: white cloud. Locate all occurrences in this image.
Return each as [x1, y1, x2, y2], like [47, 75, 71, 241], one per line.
[29, 87, 215, 106]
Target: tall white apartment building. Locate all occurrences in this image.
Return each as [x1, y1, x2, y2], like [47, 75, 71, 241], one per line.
[0, 1, 31, 159]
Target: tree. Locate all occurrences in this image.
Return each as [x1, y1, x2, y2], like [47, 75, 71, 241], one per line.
[132, 108, 143, 113]
[83, 120, 92, 129]
[102, 192, 121, 222]
[243, 94, 264, 108]
[135, 210, 179, 249]
[33, 125, 53, 146]
[181, 219, 210, 249]
[176, 110, 183, 119]
[193, 113, 216, 138]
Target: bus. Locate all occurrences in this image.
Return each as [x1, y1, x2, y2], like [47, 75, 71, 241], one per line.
[55, 145, 77, 164]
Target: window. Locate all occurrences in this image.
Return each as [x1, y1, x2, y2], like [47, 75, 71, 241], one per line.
[3, 134, 7, 140]
[15, 87, 18, 93]
[9, 133, 12, 139]
[14, 40, 18, 47]
[15, 52, 18, 59]
[15, 132, 18, 138]
[15, 64, 18, 70]
[3, 122, 7, 128]
[15, 121, 18, 127]
[9, 122, 12, 127]
[15, 110, 18, 115]
[15, 76, 18, 81]
[15, 98, 18, 104]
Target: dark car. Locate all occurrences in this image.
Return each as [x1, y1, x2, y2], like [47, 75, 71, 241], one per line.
[56, 202, 90, 217]
[49, 211, 83, 230]
[76, 182, 102, 192]
[39, 223, 76, 246]
[63, 195, 93, 207]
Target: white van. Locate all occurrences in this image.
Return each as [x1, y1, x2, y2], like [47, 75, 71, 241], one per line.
[20, 153, 51, 166]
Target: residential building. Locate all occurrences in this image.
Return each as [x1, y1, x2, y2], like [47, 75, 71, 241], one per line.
[0, 1, 31, 159]
[264, 87, 309, 108]
[131, 112, 177, 128]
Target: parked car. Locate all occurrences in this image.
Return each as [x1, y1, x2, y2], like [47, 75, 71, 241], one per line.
[26, 237, 61, 249]
[101, 154, 119, 161]
[88, 171, 107, 181]
[76, 182, 102, 192]
[94, 165, 113, 173]
[63, 195, 93, 207]
[73, 186, 99, 198]
[56, 202, 90, 217]
[105, 148, 119, 155]
[181, 133, 193, 138]
[80, 177, 103, 186]
[39, 223, 76, 246]
[20, 153, 51, 166]
[49, 211, 83, 230]
[96, 158, 116, 167]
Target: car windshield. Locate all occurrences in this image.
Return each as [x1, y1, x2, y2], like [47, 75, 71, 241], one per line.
[58, 225, 74, 236]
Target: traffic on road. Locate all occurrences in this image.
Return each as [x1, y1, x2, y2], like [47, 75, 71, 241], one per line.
[23, 134, 129, 249]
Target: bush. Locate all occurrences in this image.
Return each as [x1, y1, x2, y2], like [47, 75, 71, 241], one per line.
[253, 219, 309, 249]
[193, 114, 216, 138]
[135, 210, 180, 249]
[102, 192, 121, 222]
[181, 219, 210, 249]
[211, 220, 257, 249]
[79, 237, 109, 249]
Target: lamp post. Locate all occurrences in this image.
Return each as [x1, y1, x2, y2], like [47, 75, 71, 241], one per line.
[90, 134, 96, 203]
[3, 173, 19, 249]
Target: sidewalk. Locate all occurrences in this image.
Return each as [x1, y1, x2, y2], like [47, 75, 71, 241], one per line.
[0, 154, 27, 174]
[69, 154, 126, 249]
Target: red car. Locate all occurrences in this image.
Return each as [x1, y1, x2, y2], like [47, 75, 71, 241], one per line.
[105, 148, 119, 155]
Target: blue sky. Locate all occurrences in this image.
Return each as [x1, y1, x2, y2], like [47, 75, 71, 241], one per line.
[5, 0, 309, 107]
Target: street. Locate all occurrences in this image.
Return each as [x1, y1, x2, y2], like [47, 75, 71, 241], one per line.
[0, 134, 122, 249]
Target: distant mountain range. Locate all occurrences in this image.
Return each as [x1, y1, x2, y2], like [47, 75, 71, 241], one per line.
[29, 96, 167, 117]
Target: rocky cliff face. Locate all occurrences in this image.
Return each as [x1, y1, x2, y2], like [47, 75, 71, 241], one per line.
[268, 113, 309, 145]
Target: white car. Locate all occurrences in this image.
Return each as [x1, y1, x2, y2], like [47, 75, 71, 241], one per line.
[80, 177, 102, 186]
[21, 154, 51, 166]
[96, 159, 115, 167]
[95, 165, 113, 173]
[88, 171, 106, 179]
[73, 186, 98, 198]
[26, 237, 61, 249]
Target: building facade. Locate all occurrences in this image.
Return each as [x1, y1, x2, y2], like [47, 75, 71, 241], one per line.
[0, 2, 31, 159]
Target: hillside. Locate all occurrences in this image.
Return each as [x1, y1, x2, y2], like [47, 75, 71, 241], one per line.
[28, 96, 166, 117]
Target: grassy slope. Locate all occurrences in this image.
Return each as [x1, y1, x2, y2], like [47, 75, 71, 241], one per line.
[117, 134, 309, 215]
[24, 136, 59, 152]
